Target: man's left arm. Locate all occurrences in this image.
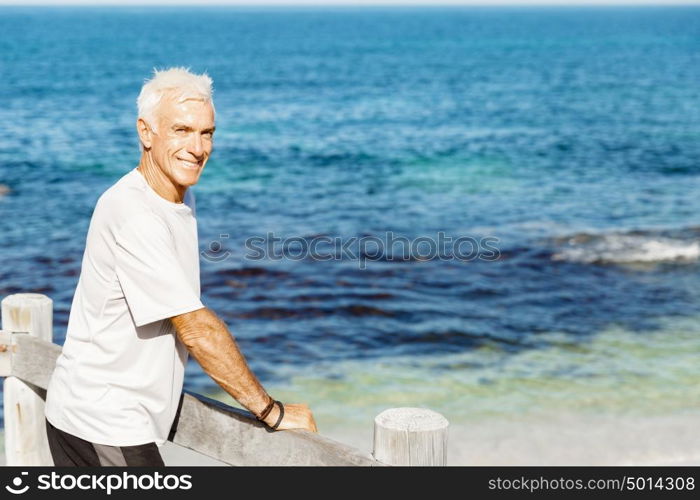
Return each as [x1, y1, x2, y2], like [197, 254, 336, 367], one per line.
[171, 307, 318, 433]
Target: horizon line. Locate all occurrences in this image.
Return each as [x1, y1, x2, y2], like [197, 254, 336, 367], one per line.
[2, 1, 700, 6]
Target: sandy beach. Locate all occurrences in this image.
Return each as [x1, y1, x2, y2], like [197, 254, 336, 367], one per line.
[324, 412, 700, 466]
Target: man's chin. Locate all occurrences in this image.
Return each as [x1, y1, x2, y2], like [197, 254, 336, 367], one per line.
[174, 168, 203, 187]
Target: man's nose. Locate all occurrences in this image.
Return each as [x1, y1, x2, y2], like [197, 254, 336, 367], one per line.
[188, 133, 204, 158]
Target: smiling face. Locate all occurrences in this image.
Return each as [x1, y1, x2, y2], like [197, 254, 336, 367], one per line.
[142, 95, 215, 190]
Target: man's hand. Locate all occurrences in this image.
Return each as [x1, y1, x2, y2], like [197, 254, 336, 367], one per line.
[263, 402, 318, 433]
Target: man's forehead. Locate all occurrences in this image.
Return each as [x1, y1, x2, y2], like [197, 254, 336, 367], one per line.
[157, 96, 214, 124]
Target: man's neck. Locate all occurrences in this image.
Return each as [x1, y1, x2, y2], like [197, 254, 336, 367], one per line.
[137, 153, 186, 204]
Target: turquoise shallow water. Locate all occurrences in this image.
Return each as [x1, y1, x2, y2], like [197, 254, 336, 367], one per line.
[213, 314, 700, 425]
[0, 8, 699, 451]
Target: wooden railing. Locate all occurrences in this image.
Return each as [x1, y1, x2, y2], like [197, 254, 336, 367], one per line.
[0, 293, 448, 466]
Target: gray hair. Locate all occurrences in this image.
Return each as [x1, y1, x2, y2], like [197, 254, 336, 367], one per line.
[137, 67, 215, 148]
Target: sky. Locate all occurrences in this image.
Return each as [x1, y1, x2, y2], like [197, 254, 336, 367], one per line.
[1, 0, 699, 6]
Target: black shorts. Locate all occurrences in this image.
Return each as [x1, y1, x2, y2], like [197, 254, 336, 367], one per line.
[45, 418, 164, 466]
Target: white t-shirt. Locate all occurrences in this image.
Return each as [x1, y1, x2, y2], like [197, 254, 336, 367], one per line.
[45, 167, 204, 446]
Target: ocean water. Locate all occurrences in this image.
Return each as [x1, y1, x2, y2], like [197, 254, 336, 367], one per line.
[1, 6, 700, 464]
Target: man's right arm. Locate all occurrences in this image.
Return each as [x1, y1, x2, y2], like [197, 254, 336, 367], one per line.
[171, 307, 317, 432]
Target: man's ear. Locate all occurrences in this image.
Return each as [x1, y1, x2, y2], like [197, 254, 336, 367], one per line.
[136, 118, 153, 150]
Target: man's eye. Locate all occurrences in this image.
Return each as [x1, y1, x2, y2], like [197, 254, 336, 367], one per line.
[203, 132, 213, 139]
[175, 129, 187, 134]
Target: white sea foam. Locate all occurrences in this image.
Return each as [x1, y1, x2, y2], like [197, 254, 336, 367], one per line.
[552, 234, 700, 264]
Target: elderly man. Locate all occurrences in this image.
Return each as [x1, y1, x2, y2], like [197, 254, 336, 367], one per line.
[44, 68, 317, 466]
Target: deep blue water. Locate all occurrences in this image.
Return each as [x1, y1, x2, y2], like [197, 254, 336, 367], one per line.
[1, 7, 699, 412]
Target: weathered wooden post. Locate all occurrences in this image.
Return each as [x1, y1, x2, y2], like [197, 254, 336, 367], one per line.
[2, 293, 54, 465]
[372, 407, 449, 466]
